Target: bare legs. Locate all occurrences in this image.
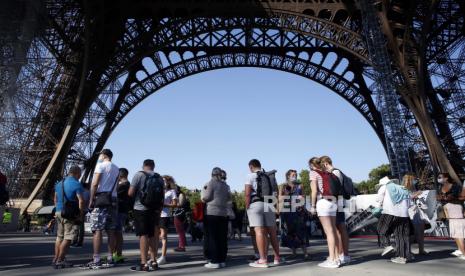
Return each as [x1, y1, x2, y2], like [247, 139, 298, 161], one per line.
[319, 216, 339, 262]
[254, 226, 280, 262]
[336, 223, 349, 256]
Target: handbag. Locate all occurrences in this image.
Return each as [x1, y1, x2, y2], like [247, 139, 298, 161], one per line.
[61, 180, 80, 220]
[94, 176, 119, 208]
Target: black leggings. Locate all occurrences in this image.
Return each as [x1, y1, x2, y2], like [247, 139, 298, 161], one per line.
[377, 214, 411, 258]
[204, 215, 228, 263]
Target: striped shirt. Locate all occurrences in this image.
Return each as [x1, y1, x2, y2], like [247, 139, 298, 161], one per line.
[310, 170, 324, 196]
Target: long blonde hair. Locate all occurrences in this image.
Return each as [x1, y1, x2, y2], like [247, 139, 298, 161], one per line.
[402, 174, 416, 191]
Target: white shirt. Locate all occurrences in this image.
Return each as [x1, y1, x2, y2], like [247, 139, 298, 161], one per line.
[376, 184, 409, 217]
[161, 189, 177, 217]
[94, 160, 119, 197]
[245, 170, 260, 196]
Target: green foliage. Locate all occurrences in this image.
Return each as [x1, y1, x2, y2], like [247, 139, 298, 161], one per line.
[232, 191, 246, 210]
[180, 186, 246, 211]
[299, 169, 311, 195]
[356, 164, 391, 194]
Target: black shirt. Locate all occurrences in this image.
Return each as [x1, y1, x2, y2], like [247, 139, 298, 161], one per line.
[117, 180, 132, 213]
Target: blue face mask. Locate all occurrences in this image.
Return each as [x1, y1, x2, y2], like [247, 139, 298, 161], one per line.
[97, 158, 104, 164]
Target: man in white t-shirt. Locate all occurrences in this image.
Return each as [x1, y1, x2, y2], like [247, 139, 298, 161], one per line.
[320, 156, 351, 265]
[245, 159, 280, 268]
[86, 149, 120, 269]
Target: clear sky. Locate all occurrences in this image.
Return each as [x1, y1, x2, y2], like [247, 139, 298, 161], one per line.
[105, 67, 388, 192]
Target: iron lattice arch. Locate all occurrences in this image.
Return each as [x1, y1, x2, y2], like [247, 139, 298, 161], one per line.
[70, 12, 383, 181]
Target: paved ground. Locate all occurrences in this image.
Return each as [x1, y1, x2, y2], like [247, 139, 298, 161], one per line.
[0, 233, 463, 276]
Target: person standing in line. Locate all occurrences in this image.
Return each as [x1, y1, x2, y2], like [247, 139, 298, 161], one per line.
[202, 167, 231, 269]
[173, 186, 188, 252]
[402, 174, 428, 256]
[376, 176, 411, 264]
[279, 169, 309, 260]
[245, 159, 281, 268]
[157, 175, 178, 265]
[436, 172, 465, 260]
[129, 159, 164, 272]
[113, 168, 132, 263]
[320, 156, 351, 265]
[309, 157, 340, 268]
[86, 149, 120, 269]
[22, 211, 31, 232]
[53, 165, 85, 268]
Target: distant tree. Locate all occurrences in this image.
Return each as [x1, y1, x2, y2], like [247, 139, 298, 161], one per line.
[356, 164, 391, 194]
[299, 169, 311, 196]
[232, 191, 246, 210]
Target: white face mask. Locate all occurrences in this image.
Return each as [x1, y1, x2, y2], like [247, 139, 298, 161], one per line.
[289, 176, 297, 182]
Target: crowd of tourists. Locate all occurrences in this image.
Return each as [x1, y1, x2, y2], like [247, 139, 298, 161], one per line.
[50, 148, 465, 271]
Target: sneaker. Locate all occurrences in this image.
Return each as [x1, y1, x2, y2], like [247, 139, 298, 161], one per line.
[219, 262, 226, 268]
[157, 256, 167, 265]
[102, 259, 115, 268]
[390, 257, 407, 264]
[174, 247, 186, 252]
[130, 264, 150, 272]
[83, 260, 103, 269]
[451, 250, 463, 257]
[318, 259, 340, 269]
[249, 260, 269, 268]
[459, 255, 465, 261]
[382, 246, 395, 256]
[113, 254, 125, 264]
[339, 255, 351, 265]
[55, 260, 73, 269]
[204, 262, 221, 269]
[269, 258, 282, 267]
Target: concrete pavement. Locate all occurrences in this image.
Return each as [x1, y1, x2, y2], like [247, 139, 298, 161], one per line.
[0, 233, 463, 275]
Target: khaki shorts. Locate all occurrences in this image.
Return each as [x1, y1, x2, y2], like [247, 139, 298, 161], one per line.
[56, 213, 77, 241]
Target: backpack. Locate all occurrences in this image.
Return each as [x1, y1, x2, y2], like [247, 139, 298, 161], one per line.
[333, 168, 357, 198]
[254, 169, 278, 201]
[139, 172, 165, 210]
[315, 170, 344, 197]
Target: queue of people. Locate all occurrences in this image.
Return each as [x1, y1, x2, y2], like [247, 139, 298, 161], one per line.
[50, 149, 465, 271]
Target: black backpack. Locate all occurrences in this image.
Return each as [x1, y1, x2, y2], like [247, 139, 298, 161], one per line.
[140, 172, 165, 210]
[333, 168, 357, 198]
[255, 170, 278, 201]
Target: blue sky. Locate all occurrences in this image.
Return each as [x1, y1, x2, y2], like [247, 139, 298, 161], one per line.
[105, 68, 388, 192]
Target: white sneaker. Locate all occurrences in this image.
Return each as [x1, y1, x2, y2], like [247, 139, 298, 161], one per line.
[318, 259, 340, 268]
[390, 257, 407, 264]
[268, 258, 282, 267]
[249, 260, 269, 268]
[339, 255, 351, 265]
[451, 250, 463, 257]
[204, 262, 220, 269]
[382, 246, 395, 256]
[156, 256, 166, 265]
[459, 255, 465, 261]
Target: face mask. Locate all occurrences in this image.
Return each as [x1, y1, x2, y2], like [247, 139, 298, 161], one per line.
[289, 176, 297, 182]
[437, 178, 444, 184]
